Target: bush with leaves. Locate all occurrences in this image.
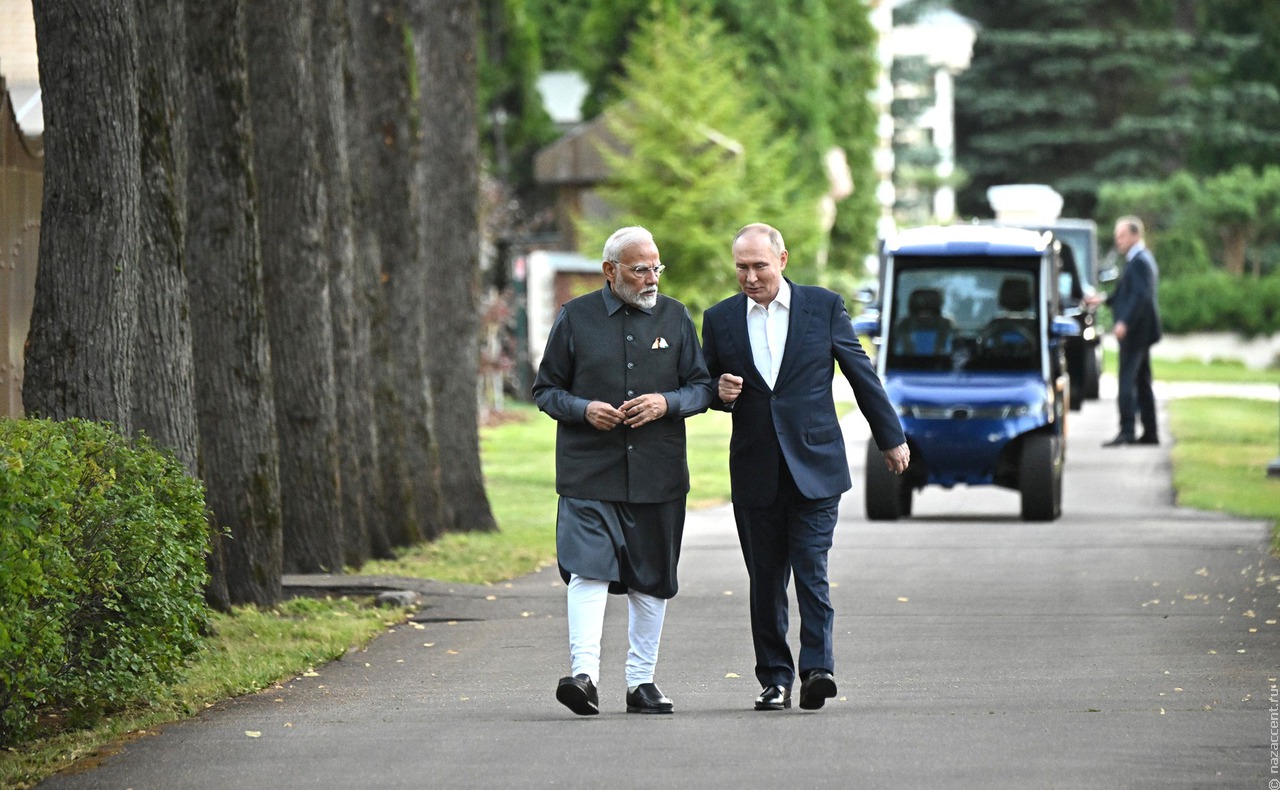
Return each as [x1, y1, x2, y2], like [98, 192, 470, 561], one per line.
[0, 419, 210, 745]
[1157, 270, 1280, 339]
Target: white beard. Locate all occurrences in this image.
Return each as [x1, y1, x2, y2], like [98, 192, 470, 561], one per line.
[615, 278, 658, 309]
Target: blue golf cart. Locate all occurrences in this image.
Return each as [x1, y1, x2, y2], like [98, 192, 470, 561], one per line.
[854, 225, 1080, 521]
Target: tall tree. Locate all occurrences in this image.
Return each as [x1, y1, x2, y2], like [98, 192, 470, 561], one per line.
[478, 0, 557, 194]
[414, 0, 499, 534]
[346, 0, 446, 545]
[25, 2, 140, 427]
[187, 0, 284, 606]
[589, 7, 817, 315]
[133, 0, 199, 473]
[554, 0, 881, 273]
[247, 0, 344, 573]
[314, 0, 377, 565]
[342, 1, 395, 560]
[952, 0, 1280, 218]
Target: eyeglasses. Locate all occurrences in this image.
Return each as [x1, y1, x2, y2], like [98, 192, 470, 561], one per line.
[612, 262, 666, 278]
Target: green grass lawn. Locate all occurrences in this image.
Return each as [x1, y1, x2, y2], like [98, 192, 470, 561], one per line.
[1167, 397, 1280, 551]
[1110, 352, 1280, 385]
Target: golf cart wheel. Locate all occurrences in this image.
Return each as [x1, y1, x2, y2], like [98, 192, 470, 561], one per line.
[1019, 433, 1061, 521]
[865, 439, 903, 521]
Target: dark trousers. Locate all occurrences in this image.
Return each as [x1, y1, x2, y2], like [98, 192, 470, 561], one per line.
[1116, 338, 1157, 439]
[733, 455, 840, 688]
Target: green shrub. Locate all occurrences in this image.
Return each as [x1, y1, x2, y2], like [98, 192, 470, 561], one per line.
[1159, 271, 1280, 338]
[0, 419, 211, 745]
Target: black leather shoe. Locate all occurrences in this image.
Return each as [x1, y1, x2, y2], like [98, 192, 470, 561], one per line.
[556, 674, 599, 716]
[1136, 434, 1159, 445]
[799, 670, 837, 710]
[625, 682, 674, 714]
[1102, 434, 1136, 447]
[754, 684, 792, 711]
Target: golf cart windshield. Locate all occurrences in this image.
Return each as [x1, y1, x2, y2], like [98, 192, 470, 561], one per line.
[886, 260, 1041, 373]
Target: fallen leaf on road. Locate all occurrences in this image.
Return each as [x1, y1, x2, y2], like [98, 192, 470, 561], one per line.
[897, 597, 909, 603]
[725, 673, 740, 678]
[245, 731, 261, 738]
[302, 671, 319, 677]
[486, 595, 497, 601]
[1195, 568, 1208, 576]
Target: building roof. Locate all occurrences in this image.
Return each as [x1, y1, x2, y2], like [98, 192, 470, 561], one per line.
[0, 0, 41, 135]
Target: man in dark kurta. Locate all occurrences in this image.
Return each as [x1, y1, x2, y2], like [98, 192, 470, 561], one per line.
[533, 226, 711, 716]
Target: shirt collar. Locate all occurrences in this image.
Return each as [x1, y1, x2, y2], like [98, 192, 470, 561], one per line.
[603, 281, 653, 315]
[1126, 241, 1146, 263]
[746, 278, 791, 315]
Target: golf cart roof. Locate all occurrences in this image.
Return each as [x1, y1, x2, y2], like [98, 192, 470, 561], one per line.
[888, 225, 1052, 257]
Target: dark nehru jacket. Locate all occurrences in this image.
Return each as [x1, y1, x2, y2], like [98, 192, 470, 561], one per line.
[533, 283, 712, 504]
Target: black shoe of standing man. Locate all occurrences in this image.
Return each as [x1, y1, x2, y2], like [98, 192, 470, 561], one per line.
[556, 674, 599, 716]
[1102, 433, 1136, 447]
[799, 670, 837, 710]
[625, 682, 674, 714]
[754, 684, 792, 711]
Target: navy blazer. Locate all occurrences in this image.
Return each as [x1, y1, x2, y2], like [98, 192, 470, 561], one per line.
[1109, 248, 1163, 348]
[701, 280, 905, 508]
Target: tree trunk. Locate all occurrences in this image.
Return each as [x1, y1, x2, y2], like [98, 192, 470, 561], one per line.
[186, 0, 283, 607]
[314, 0, 375, 567]
[133, 0, 199, 474]
[347, 0, 445, 546]
[247, 0, 344, 573]
[414, 0, 497, 534]
[25, 2, 140, 427]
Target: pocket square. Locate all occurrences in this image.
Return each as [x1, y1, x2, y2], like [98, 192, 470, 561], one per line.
[651, 337, 669, 349]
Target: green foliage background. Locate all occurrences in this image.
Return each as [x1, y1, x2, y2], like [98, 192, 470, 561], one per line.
[580, 7, 821, 316]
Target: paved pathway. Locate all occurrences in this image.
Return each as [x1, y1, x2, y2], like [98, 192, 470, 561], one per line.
[40, 394, 1280, 789]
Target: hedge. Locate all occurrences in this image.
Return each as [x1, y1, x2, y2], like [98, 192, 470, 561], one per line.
[1158, 271, 1280, 339]
[0, 419, 211, 745]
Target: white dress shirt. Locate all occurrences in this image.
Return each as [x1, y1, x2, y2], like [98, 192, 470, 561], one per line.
[746, 279, 790, 389]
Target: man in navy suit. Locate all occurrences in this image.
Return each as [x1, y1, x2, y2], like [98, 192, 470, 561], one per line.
[701, 223, 909, 712]
[1088, 215, 1163, 446]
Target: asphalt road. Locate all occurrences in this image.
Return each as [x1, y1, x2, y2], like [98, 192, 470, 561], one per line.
[40, 394, 1280, 789]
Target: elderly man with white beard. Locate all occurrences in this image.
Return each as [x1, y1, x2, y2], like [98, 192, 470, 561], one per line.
[533, 226, 712, 716]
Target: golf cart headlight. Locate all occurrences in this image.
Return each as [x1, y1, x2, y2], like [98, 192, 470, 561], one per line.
[1006, 399, 1046, 418]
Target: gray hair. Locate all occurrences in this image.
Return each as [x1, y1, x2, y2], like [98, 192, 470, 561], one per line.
[734, 222, 786, 256]
[1116, 215, 1144, 238]
[603, 226, 655, 262]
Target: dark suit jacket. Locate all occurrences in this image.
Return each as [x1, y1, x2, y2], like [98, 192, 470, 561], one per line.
[701, 280, 905, 508]
[1109, 247, 1162, 347]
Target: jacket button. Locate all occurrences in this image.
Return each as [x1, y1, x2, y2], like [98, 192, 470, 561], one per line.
[627, 445, 634, 453]
[627, 362, 634, 369]
[627, 390, 635, 396]
[626, 334, 634, 341]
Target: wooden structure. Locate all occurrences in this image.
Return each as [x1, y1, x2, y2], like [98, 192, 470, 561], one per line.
[0, 75, 43, 418]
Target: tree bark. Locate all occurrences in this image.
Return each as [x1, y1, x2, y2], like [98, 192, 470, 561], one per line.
[342, 11, 395, 561]
[186, 0, 283, 607]
[133, 0, 199, 474]
[25, 2, 140, 427]
[347, 0, 445, 546]
[314, 0, 376, 567]
[414, 0, 497, 534]
[247, 0, 344, 573]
